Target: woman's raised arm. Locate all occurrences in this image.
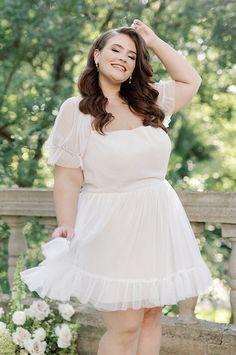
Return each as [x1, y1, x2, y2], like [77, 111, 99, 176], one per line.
[131, 19, 202, 113]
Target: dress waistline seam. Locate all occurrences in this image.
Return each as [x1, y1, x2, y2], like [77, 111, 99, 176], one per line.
[81, 178, 166, 194]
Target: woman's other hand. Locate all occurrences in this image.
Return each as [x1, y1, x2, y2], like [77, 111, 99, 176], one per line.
[50, 225, 75, 241]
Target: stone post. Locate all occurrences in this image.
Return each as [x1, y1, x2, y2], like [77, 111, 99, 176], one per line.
[178, 222, 205, 323]
[4, 216, 27, 288]
[221, 223, 236, 331]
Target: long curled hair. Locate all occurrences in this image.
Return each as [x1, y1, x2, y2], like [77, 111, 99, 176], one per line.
[78, 26, 166, 135]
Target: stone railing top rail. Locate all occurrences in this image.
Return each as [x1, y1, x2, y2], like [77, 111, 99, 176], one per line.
[0, 188, 236, 224]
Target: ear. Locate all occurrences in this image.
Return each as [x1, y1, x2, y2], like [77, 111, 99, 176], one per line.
[93, 49, 100, 61]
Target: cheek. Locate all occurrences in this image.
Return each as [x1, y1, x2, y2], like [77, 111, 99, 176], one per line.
[129, 61, 136, 72]
[98, 51, 111, 63]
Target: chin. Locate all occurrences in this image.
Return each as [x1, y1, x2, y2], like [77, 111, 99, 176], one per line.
[108, 76, 128, 84]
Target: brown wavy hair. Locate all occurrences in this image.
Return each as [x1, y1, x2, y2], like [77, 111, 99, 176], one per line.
[77, 26, 167, 135]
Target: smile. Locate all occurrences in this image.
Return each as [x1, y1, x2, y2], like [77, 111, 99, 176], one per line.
[111, 64, 126, 72]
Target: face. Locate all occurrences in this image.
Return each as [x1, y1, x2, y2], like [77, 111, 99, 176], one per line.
[93, 33, 137, 84]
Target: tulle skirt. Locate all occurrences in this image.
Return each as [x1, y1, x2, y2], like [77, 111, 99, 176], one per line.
[20, 179, 213, 311]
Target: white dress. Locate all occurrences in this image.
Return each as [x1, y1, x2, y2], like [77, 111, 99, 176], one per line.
[20, 80, 213, 312]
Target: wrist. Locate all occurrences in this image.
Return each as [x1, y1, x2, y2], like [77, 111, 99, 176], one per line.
[57, 223, 74, 229]
[148, 35, 162, 51]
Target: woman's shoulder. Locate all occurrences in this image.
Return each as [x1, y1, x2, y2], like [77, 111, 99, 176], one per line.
[57, 96, 84, 118]
[60, 95, 81, 107]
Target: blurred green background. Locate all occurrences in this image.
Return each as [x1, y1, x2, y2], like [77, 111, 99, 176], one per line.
[0, 0, 235, 322]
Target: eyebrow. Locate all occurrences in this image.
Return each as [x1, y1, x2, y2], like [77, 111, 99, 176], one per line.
[111, 43, 137, 55]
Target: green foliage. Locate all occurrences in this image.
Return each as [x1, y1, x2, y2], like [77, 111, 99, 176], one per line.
[0, 221, 10, 294]
[200, 224, 231, 281]
[0, 330, 16, 354]
[23, 217, 49, 269]
[5, 255, 26, 332]
[196, 307, 231, 323]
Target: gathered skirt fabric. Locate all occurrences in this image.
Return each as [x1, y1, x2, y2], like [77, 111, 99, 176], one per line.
[20, 179, 212, 311]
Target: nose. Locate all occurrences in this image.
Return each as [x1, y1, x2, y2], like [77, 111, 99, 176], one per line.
[119, 54, 127, 62]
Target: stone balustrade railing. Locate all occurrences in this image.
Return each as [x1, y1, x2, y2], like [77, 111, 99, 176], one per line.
[0, 188, 236, 351]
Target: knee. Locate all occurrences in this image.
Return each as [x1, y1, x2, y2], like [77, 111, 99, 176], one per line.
[110, 322, 141, 347]
[117, 326, 141, 348]
[117, 320, 141, 336]
[102, 309, 143, 335]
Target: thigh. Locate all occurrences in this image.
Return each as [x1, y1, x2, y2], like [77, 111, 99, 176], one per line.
[101, 308, 145, 334]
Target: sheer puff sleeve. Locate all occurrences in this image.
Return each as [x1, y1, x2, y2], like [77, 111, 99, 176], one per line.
[44, 97, 84, 169]
[153, 80, 176, 128]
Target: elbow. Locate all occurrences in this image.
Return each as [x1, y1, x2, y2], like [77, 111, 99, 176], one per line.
[196, 73, 202, 87]
[192, 73, 202, 94]
[55, 165, 84, 188]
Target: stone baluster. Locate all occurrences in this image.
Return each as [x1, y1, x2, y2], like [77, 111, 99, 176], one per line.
[178, 222, 205, 323]
[191, 222, 205, 236]
[4, 216, 27, 288]
[178, 296, 199, 323]
[221, 223, 236, 331]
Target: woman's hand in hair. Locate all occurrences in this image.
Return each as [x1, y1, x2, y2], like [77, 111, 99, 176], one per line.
[131, 19, 156, 48]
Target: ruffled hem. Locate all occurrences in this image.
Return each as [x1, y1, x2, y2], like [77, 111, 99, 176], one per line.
[20, 255, 212, 311]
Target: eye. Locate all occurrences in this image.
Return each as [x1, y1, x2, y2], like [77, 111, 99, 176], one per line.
[111, 48, 135, 60]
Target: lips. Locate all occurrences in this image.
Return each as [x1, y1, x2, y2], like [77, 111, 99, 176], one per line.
[111, 64, 126, 72]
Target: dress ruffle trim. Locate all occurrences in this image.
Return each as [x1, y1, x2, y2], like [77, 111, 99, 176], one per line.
[45, 142, 83, 168]
[20, 256, 212, 311]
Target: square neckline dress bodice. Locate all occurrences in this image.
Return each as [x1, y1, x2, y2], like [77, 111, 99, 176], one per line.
[20, 80, 213, 311]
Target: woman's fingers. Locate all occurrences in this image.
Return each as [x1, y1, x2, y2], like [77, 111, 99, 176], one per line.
[130, 19, 156, 48]
[66, 228, 75, 240]
[51, 227, 65, 239]
[50, 226, 74, 240]
[131, 19, 142, 28]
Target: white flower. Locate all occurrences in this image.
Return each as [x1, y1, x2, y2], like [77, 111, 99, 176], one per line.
[12, 310, 26, 325]
[0, 307, 4, 318]
[29, 300, 50, 321]
[58, 303, 75, 321]
[33, 328, 46, 341]
[24, 338, 46, 355]
[0, 321, 7, 332]
[12, 327, 31, 348]
[25, 307, 35, 318]
[55, 324, 72, 348]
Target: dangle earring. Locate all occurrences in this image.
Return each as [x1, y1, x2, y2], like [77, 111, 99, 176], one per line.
[95, 62, 99, 72]
[129, 75, 132, 84]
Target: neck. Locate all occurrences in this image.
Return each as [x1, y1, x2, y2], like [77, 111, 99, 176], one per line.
[99, 76, 121, 101]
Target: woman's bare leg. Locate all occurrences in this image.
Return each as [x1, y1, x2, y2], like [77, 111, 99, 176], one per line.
[136, 306, 163, 355]
[97, 308, 144, 355]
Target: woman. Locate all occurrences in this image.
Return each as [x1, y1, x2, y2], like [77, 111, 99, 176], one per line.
[21, 19, 213, 355]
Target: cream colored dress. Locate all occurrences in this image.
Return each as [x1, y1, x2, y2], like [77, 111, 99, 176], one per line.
[20, 80, 213, 311]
